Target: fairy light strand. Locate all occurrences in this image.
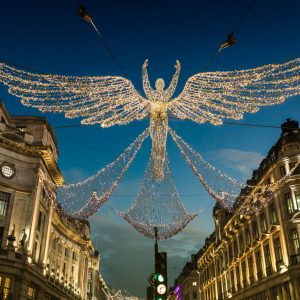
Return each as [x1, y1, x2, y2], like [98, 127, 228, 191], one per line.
[115, 155, 202, 240]
[2, 58, 300, 180]
[57, 128, 149, 219]
[169, 127, 300, 214]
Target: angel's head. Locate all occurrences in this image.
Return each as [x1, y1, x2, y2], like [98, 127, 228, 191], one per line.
[155, 78, 165, 91]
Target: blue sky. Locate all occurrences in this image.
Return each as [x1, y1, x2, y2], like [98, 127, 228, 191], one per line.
[1, 0, 300, 296]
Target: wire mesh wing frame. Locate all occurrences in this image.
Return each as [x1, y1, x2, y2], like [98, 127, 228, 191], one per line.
[169, 127, 300, 214]
[58, 128, 149, 219]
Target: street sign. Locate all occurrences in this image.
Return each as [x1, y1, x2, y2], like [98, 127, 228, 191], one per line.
[148, 273, 156, 286]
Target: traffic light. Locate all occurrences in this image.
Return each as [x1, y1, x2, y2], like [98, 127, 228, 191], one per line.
[154, 273, 167, 300]
[155, 252, 167, 300]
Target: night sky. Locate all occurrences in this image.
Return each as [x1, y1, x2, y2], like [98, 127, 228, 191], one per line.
[1, 0, 300, 297]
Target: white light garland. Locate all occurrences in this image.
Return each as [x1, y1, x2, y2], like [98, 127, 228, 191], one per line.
[115, 155, 202, 240]
[57, 128, 149, 219]
[169, 127, 299, 214]
[2, 58, 300, 181]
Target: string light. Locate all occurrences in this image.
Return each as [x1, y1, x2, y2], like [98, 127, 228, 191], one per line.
[57, 128, 149, 219]
[115, 155, 202, 240]
[169, 127, 299, 214]
[1, 58, 300, 181]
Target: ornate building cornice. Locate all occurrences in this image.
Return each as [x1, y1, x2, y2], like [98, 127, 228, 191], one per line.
[0, 136, 64, 185]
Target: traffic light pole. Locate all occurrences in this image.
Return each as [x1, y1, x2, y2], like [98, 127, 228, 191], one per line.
[147, 227, 167, 300]
[154, 227, 158, 255]
[147, 227, 159, 300]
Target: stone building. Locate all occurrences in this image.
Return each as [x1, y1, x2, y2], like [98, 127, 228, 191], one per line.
[173, 119, 300, 300]
[0, 101, 108, 299]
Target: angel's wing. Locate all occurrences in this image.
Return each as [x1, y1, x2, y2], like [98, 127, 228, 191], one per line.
[168, 58, 300, 125]
[0, 61, 149, 127]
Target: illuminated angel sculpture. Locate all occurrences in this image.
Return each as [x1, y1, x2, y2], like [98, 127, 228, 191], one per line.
[1, 58, 300, 182]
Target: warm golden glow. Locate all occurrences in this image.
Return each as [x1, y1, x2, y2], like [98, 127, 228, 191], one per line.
[1, 58, 300, 180]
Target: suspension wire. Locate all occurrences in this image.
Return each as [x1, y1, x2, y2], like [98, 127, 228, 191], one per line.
[203, 0, 258, 71]
[52, 120, 298, 130]
[78, 2, 127, 77]
[90, 21, 127, 78]
[232, 0, 258, 34]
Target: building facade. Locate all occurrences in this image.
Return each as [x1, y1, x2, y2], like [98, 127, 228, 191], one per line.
[173, 119, 300, 300]
[0, 102, 108, 300]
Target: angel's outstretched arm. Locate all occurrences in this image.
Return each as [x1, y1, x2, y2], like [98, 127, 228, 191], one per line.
[142, 59, 154, 99]
[165, 60, 181, 99]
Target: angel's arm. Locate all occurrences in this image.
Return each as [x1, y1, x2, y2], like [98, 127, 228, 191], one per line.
[165, 60, 181, 99]
[142, 59, 154, 99]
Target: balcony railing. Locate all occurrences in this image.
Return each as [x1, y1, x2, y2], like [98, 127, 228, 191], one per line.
[290, 253, 300, 266]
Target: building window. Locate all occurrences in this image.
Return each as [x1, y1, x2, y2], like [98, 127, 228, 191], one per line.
[72, 251, 77, 261]
[282, 282, 291, 299]
[255, 250, 262, 280]
[63, 262, 67, 275]
[264, 243, 272, 276]
[269, 203, 278, 224]
[245, 227, 251, 245]
[290, 229, 300, 254]
[0, 227, 4, 248]
[52, 239, 57, 251]
[271, 287, 278, 300]
[273, 236, 283, 269]
[88, 271, 92, 281]
[65, 247, 69, 258]
[285, 192, 294, 214]
[279, 165, 286, 177]
[289, 162, 300, 175]
[192, 281, 197, 286]
[3, 277, 11, 299]
[27, 286, 35, 299]
[260, 213, 268, 233]
[224, 250, 228, 266]
[37, 211, 44, 233]
[230, 269, 235, 292]
[32, 241, 38, 262]
[241, 260, 247, 287]
[233, 237, 238, 257]
[0, 191, 10, 216]
[239, 233, 245, 252]
[235, 265, 241, 290]
[291, 229, 300, 254]
[192, 291, 197, 299]
[228, 243, 233, 261]
[87, 283, 91, 293]
[252, 219, 259, 240]
[295, 191, 300, 210]
[248, 254, 254, 284]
